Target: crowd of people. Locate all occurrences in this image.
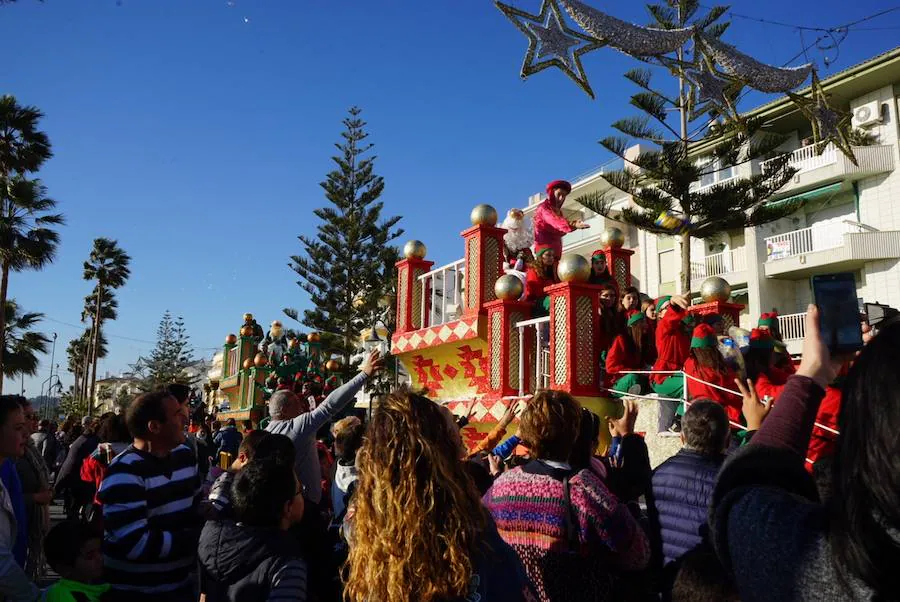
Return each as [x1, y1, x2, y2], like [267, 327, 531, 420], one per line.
[0, 306, 890, 601]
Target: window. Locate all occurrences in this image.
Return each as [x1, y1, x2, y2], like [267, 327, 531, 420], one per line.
[658, 248, 676, 287]
[694, 157, 736, 190]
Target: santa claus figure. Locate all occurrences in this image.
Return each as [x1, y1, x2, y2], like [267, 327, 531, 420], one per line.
[502, 208, 533, 267]
[260, 320, 288, 365]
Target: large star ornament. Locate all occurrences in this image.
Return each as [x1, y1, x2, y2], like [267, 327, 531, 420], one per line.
[787, 70, 857, 165]
[496, 0, 605, 98]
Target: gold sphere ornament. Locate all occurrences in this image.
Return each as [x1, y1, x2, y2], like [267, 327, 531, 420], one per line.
[352, 295, 366, 310]
[700, 276, 732, 303]
[325, 359, 341, 372]
[494, 274, 524, 301]
[600, 227, 625, 249]
[242, 358, 254, 370]
[403, 240, 427, 259]
[243, 313, 253, 322]
[240, 325, 254, 337]
[307, 332, 321, 343]
[557, 253, 591, 283]
[253, 353, 268, 368]
[225, 334, 237, 345]
[470, 203, 499, 226]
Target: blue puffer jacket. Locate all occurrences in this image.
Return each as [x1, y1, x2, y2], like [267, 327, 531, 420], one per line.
[648, 449, 724, 565]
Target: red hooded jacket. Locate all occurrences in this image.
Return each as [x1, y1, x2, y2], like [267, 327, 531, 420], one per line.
[651, 303, 691, 385]
[806, 385, 841, 471]
[684, 358, 741, 424]
[605, 334, 641, 387]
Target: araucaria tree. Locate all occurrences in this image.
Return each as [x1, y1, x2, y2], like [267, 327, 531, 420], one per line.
[133, 311, 196, 390]
[285, 107, 403, 373]
[0, 96, 60, 393]
[83, 238, 130, 408]
[575, 0, 800, 293]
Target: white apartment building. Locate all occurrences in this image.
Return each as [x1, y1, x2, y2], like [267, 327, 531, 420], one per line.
[525, 46, 900, 353]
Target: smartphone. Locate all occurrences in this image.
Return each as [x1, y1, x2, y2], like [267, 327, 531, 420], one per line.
[811, 273, 863, 353]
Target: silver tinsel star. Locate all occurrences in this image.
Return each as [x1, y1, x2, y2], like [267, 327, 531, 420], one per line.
[687, 61, 729, 105]
[496, 0, 605, 98]
[787, 70, 857, 165]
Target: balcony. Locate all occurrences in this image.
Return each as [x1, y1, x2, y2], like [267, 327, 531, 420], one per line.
[777, 311, 807, 355]
[418, 259, 465, 328]
[764, 221, 900, 278]
[690, 247, 748, 286]
[760, 143, 895, 200]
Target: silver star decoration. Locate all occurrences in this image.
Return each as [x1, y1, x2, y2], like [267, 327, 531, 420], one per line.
[687, 61, 729, 105]
[496, 0, 605, 98]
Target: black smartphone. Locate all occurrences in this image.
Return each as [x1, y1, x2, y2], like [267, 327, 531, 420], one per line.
[811, 273, 863, 353]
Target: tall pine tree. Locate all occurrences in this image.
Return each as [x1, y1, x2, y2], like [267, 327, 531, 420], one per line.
[575, 0, 801, 293]
[133, 311, 195, 390]
[285, 107, 403, 373]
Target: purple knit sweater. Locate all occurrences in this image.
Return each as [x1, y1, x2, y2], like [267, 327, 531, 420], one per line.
[484, 460, 649, 602]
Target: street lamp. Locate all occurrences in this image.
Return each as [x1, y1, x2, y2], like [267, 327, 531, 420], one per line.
[363, 328, 385, 420]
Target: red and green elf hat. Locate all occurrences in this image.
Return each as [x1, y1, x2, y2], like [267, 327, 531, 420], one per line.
[591, 249, 606, 262]
[535, 245, 553, 259]
[655, 295, 672, 314]
[691, 323, 718, 348]
[758, 312, 778, 328]
[626, 310, 645, 327]
[749, 328, 775, 350]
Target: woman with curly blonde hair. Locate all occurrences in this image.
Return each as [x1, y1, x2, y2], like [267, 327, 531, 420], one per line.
[343, 389, 531, 602]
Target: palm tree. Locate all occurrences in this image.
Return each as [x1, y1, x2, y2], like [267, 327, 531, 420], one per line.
[2, 299, 50, 379]
[0, 178, 62, 392]
[0, 96, 54, 394]
[83, 238, 130, 409]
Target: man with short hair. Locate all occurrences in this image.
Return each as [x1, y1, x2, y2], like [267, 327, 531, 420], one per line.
[98, 390, 201, 601]
[199, 457, 307, 601]
[648, 399, 730, 566]
[214, 418, 243, 460]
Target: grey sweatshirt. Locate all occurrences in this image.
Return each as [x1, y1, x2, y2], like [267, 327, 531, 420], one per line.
[265, 372, 367, 504]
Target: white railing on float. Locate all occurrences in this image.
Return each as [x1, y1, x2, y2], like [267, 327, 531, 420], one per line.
[777, 311, 807, 341]
[761, 142, 838, 175]
[764, 221, 865, 261]
[226, 346, 239, 378]
[690, 247, 748, 280]
[418, 258, 465, 328]
[515, 315, 550, 396]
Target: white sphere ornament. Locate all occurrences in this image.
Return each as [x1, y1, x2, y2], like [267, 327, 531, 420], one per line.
[470, 204, 499, 226]
[403, 240, 427, 259]
[700, 276, 732, 303]
[557, 253, 591, 283]
[600, 227, 625, 249]
[494, 274, 524, 301]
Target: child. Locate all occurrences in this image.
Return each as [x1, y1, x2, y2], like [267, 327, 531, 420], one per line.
[203, 429, 269, 519]
[43, 521, 109, 602]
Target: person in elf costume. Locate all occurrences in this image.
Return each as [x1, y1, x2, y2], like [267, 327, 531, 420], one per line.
[524, 246, 559, 316]
[759, 311, 797, 376]
[588, 249, 617, 291]
[650, 294, 694, 432]
[684, 323, 741, 424]
[533, 180, 588, 259]
[744, 328, 788, 403]
[606, 310, 650, 396]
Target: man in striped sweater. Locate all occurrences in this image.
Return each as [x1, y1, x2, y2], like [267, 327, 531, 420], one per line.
[98, 389, 201, 601]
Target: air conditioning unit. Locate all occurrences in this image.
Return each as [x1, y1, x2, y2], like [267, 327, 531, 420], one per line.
[852, 101, 883, 129]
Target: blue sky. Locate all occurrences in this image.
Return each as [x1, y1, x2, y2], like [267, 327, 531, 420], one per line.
[3, 0, 898, 397]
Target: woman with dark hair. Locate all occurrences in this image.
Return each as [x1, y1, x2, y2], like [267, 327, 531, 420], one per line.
[607, 311, 651, 396]
[484, 390, 649, 601]
[343, 389, 530, 602]
[709, 307, 899, 600]
[524, 247, 558, 317]
[598, 283, 625, 352]
[588, 250, 616, 291]
[684, 324, 740, 424]
[744, 328, 788, 403]
[621, 286, 641, 313]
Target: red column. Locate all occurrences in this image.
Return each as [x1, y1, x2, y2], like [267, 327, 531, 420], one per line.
[395, 257, 434, 334]
[461, 224, 507, 316]
[688, 301, 745, 331]
[604, 246, 635, 292]
[546, 281, 603, 397]
[485, 299, 533, 397]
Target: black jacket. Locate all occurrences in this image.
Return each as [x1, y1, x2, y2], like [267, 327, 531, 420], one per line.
[199, 520, 307, 601]
[54, 433, 99, 493]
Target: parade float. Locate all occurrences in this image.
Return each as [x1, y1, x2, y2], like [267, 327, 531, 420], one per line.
[208, 313, 343, 423]
[390, 204, 744, 462]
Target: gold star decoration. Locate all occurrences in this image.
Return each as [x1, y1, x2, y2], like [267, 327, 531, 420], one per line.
[496, 0, 605, 99]
[787, 70, 857, 165]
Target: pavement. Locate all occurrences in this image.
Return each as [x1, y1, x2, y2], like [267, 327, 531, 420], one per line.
[37, 499, 66, 588]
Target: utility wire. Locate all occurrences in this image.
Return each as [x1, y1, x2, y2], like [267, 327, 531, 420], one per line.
[41, 316, 220, 350]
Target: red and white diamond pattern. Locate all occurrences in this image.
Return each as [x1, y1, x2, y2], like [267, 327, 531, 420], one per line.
[391, 316, 480, 353]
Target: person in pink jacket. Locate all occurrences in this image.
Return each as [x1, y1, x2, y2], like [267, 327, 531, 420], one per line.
[533, 179, 589, 259]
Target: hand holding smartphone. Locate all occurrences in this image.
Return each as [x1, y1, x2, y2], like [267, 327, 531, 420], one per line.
[811, 273, 863, 353]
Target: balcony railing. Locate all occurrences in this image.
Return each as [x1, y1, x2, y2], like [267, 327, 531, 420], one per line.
[418, 259, 465, 328]
[516, 316, 550, 396]
[690, 247, 747, 280]
[777, 311, 807, 341]
[761, 142, 837, 174]
[764, 221, 866, 261]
